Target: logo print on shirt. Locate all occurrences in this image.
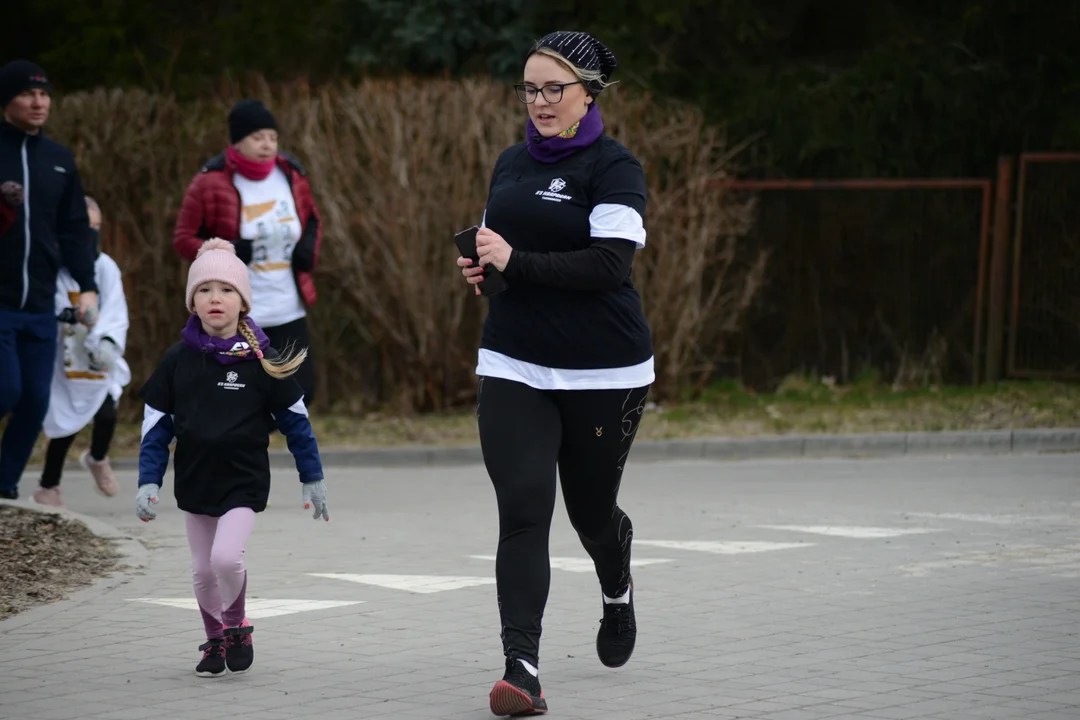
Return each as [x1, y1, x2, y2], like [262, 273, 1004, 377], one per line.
[218, 370, 246, 391]
[536, 177, 572, 203]
[245, 198, 298, 272]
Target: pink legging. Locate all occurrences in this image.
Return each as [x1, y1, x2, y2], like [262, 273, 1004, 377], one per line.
[185, 508, 256, 640]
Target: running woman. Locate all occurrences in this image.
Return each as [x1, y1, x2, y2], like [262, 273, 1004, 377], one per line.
[173, 99, 323, 406]
[456, 31, 653, 717]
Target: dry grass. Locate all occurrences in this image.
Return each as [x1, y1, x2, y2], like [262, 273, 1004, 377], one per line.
[45, 77, 763, 416]
[15, 379, 1079, 467]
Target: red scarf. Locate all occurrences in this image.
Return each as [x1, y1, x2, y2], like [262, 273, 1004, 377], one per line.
[226, 145, 275, 181]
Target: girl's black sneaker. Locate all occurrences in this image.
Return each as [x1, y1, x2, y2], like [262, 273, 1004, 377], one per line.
[489, 656, 547, 716]
[224, 619, 254, 674]
[195, 638, 227, 678]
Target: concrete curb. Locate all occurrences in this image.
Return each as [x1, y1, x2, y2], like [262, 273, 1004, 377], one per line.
[82, 427, 1080, 470]
[0, 499, 148, 631]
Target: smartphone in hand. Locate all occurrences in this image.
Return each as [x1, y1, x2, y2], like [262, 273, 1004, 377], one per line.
[454, 225, 508, 296]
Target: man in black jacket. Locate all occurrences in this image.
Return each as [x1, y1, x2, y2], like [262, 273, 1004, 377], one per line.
[0, 59, 98, 500]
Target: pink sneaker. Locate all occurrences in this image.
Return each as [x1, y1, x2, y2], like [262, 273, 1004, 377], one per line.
[80, 450, 118, 496]
[33, 486, 65, 509]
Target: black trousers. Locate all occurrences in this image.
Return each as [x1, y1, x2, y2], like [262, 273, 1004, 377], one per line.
[477, 375, 650, 667]
[40, 394, 117, 488]
[263, 316, 316, 406]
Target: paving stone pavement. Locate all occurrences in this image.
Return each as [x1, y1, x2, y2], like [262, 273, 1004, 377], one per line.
[2, 453, 1079, 720]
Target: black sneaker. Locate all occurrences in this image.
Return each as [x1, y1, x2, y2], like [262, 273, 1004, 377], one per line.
[195, 638, 227, 678]
[489, 656, 547, 716]
[224, 619, 254, 674]
[596, 582, 636, 668]
[0, 488, 18, 500]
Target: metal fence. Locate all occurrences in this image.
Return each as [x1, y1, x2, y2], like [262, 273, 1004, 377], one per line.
[1006, 153, 1080, 379]
[712, 179, 992, 388]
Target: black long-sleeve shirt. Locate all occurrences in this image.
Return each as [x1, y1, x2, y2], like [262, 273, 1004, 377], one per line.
[0, 121, 97, 314]
[503, 238, 636, 292]
[479, 136, 652, 370]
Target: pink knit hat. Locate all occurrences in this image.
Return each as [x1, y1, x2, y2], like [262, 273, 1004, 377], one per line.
[186, 238, 253, 316]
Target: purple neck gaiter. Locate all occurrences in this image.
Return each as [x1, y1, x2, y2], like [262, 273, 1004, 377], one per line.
[526, 103, 604, 164]
[180, 314, 270, 366]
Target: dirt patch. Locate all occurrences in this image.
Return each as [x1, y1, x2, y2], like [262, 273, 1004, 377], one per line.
[0, 504, 121, 621]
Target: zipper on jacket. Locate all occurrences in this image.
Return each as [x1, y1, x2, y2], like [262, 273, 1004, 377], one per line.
[19, 136, 31, 309]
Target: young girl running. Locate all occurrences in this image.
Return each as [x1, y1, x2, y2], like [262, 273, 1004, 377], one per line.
[135, 238, 329, 678]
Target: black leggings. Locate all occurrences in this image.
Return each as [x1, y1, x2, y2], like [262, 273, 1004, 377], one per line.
[477, 375, 650, 667]
[263, 316, 315, 406]
[40, 394, 117, 488]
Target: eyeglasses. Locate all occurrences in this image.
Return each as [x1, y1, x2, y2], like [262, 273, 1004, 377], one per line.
[514, 82, 583, 104]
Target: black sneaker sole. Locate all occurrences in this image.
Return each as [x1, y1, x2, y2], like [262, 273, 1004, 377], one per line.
[597, 638, 636, 668]
[490, 679, 547, 716]
[195, 667, 227, 678]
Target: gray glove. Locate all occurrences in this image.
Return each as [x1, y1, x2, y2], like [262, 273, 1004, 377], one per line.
[135, 484, 160, 522]
[79, 302, 99, 328]
[302, 480, 328, 521]
[88, 338, 119, 373]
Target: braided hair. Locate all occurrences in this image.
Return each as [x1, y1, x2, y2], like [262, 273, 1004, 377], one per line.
[237, 319, 307, 380]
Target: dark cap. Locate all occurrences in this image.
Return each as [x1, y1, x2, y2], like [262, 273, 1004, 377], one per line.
[0, 60, 51, 110]
[228, 99, 277, 145]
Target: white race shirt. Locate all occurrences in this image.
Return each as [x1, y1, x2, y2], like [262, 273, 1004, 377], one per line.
[43, 253, 132, 438]
[234, 166, 306, 328]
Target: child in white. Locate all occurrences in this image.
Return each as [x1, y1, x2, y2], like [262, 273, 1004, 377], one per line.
[36, 196, 129, 507]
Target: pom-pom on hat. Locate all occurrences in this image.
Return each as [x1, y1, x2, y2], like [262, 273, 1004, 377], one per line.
[185, 238, 253, 316]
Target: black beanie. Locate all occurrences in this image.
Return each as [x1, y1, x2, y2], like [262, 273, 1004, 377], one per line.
[228, 99, 277, 145]
[529, 31, 617, 95]
[0, 60, 52, 110]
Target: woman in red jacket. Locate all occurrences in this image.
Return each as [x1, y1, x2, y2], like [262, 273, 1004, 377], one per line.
[173, 99, 322, 404]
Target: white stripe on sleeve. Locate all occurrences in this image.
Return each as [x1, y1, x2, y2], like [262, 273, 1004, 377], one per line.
[590, 203, 646, 248]
[141, 405, 166, 440]
[271, 398, 309, 421]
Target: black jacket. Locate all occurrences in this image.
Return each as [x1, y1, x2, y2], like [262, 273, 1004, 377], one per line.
[0, 121, 97, 314]
[138, 340, 324, 517]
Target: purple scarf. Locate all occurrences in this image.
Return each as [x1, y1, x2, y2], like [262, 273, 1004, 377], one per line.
[180, 314, 271, 366]
[526, 104, 604, 163]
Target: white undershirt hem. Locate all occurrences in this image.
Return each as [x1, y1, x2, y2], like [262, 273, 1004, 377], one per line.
[476, 348, 654, 391]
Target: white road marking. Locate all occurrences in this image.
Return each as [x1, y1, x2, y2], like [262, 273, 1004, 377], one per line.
[126, 598, 363, 619]
[899, 543, 1080, 577]
[755, 525, 943, 538]
[468, 555, 675, 573]
[634, 540, 813, 554]
[309, 573, 496, 593]
[904, 512, 1077, 525]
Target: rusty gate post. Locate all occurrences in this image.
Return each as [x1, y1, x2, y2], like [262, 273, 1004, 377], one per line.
[985, 155, 1015, 383]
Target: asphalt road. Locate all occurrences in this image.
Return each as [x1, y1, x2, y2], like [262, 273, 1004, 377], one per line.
[1, 453, 1078, 720]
